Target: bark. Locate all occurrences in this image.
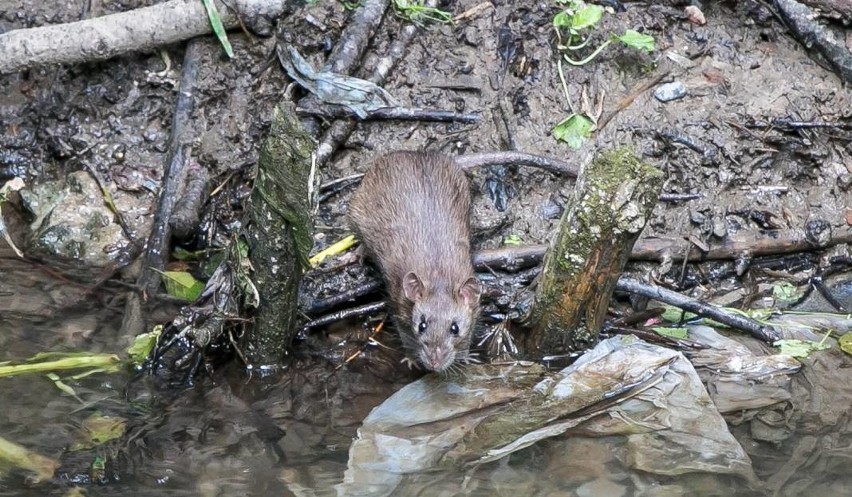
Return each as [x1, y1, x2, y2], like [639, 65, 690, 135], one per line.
[521, 148, 663, 357]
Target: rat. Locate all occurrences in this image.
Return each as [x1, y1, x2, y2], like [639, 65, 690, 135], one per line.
[348, 151, 481, 372]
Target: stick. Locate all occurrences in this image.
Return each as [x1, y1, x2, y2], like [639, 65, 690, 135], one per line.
[315, 0, 439, 168]
[615, 278, 779, 343]
[296, 104, 481, 123]
[136, 39, 201, 296]
[0, 0, 288, 75]
[775, 0, 852, 83]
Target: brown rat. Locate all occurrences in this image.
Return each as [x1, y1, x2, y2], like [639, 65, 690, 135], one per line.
[348, 151, 480, 372]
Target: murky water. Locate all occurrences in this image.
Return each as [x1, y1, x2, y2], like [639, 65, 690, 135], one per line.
[1, 305, 850, 497]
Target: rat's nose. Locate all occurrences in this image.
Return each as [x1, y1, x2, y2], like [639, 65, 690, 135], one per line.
[426, 347, 450, 371]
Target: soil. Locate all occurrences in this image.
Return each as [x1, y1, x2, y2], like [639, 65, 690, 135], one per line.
[1, 0, 851, 495]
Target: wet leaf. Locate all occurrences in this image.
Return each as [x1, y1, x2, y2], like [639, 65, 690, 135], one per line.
[660, 305, 697, 323]
[615, 30, 656, 52]
[159, 271, 205, 302]
[281, 46, 398, 120]
[503, 234, 523, 246]
[552, 113, 594, 149]
[773, 339, 830, 358]
[71, 414, 127, 451]
[127, 326, 162, 365]
[0, 435, 59, 483]
[839, 334, 852, 356]
[653, 327, 689, 339]
[201, 0, 234, 58]
[771, 281, 802, 306]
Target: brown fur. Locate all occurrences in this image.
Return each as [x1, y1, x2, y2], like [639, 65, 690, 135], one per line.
[348, 151, 481, 371]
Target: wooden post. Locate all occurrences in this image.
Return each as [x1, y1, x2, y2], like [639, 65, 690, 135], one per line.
[522, 148, 663, 357]
[244, 103, 315, 366]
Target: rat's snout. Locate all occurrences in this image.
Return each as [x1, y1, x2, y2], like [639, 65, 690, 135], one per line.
[423, 345, 453, 371]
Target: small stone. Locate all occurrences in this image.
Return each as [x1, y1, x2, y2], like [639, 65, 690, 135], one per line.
[684, 5, 706, 25]
[837, 173, 852, 191]
[654, 81, 686, 102]
[689, 209, 706, 225]
[712, 216, 727, 238]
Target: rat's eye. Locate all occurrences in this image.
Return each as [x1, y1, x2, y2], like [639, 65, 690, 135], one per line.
[450, 322, 460, 336]
[418, 316, 428, 334]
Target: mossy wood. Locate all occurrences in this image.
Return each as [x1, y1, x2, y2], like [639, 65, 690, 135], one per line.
[522, 148, 663, 357]
[244, 103, 315, 366]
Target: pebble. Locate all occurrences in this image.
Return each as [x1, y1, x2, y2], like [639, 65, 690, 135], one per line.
[654, 81, 687, 102]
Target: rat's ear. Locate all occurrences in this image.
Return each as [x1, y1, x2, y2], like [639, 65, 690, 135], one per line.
[458, 277, 480, 307]
[403, 272, 425, 301]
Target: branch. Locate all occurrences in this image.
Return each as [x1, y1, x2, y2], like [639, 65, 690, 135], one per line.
[0, 0, 289, 75]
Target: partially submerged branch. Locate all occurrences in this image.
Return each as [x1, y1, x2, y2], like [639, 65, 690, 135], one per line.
[615, 278, 779, 343]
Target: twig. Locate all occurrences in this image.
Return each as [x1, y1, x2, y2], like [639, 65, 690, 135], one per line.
[308, 280, 382, 315]
[659, 193, 703, 202]
[315, 0, 439, 168]
[471, 225, 852, 271]
[473, 245, 548, 272]
[320, 173, 364, 191]
[301, 301, 386, 330]
[298, 0, 390, 135]
[658, 129, 718, 161]
[747, 118, 852, 130]
[615, 277, 779, 343]
[455, 151, 579, 177]
[296, 104, 481, 123]
[137, 39, 201, 297]
[597, 69, 669, 131]
[324, 0, 390, 75]
[453, 2, 493, 22]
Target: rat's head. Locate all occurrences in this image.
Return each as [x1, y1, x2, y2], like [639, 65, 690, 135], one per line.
[402, 271, 480, 372]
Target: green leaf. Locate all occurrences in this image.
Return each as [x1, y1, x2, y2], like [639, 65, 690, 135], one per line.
[201, 0, 234, 58]
[772, 281, 801, 306]
[774, 339, 830, 358]
[660, 305, 697, 323]
[553, 11, 572, 28]
[571, 5, 604, 30]
[552, 113, 594, 149]
[652, 327, 689, 339]
[160, 271, 205, 302]
[615, 29, 656, 52]
[126, 326, 162, 365]
[71, 414, 127, 451]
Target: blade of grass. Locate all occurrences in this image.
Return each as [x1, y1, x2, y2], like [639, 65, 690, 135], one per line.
[201, 0, 234, 58]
